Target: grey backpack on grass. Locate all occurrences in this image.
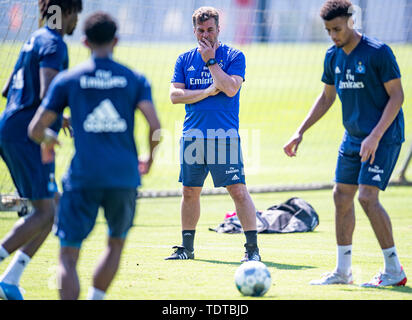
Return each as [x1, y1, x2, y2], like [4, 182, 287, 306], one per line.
[210, 197, 319, 234]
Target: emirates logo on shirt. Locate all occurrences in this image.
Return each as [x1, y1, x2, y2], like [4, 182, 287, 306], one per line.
[338, 69, 365, 89]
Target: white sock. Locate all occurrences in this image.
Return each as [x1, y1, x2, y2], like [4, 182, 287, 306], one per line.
[0, 250, 30, 285]
[87, 287, 106, 300]
[0, 246, 9, 264]
[382, 246, 402, 274]
[336, 245, 352, 276]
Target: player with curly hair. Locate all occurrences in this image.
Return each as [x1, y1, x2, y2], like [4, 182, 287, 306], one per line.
[0, 0, 82, 300]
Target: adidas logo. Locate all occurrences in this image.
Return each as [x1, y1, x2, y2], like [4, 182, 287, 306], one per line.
[187, 65, 195, 71]
[83, 99, 127, 133]
[335, 66, 341, 74]
[389, 252, 397, 258]
[18, 259, 26, 266]
[232, 174, 240, 181]
[372, 174, 381, 182]
[179, 252, 189, 259]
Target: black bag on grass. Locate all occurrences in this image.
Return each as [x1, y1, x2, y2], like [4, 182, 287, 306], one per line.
[261, 197, 319, 233]
[209, 197, 319, 234]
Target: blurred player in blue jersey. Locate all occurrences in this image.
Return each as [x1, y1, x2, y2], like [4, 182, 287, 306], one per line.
[29, 12, 161, 300]
[0, 0, 82, 300]
[284, 0, 406, 287]
[167, 7, 260, 262]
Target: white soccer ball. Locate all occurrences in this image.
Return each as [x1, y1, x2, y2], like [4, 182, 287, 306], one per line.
[234, 261, 271, 297]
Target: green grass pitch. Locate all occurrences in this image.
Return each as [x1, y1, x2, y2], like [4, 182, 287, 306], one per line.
[1, 188, 412, 300]
[0, 42, 411, 300]
[1, 42, 411, 191]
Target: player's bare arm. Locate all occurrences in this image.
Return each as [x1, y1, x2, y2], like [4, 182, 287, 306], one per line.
[208, 65, 243, 98]
[39, 67, 60, 100]
[169, 82, 219, 105]
[284, 84, 336, 157]
[359, 78, 404, 164]
[28, 107, 60, 163]
[137, 100, 161, 175]
[40, 67, 72, 136]
[198, 38, 242, 97]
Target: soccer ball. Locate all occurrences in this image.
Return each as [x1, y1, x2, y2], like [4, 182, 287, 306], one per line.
[234, 261, 271, 297]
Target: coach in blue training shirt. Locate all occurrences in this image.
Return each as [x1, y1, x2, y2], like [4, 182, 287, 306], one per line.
[284, 0, 406, 287]
[0, 0, 82, 300]
[167, 6, 260, 262]
[29, 12, 161, 300]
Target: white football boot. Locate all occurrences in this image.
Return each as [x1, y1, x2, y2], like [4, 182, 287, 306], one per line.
[361, 267, 407, 288]
[310, 270, 353, 285]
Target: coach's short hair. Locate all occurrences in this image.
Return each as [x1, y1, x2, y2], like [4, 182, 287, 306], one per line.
[39, 0, 83, 21]
[192, 6, 219, 27]
[83, 12, 118, 45]
[320, 0, 353, 21]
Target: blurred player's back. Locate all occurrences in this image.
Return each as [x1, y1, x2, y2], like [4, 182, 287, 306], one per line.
[0, 25, 68, 140]
[28, 12, 160, 299]
[0, 0, 82, 300]
[44, 57, 153, 190]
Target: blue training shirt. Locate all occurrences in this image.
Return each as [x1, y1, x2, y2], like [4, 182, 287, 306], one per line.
[0, 26, 68, 141]
[322, 34, 404, 144]
[41, 57, 153, 190]
[171, 43, 246, 138]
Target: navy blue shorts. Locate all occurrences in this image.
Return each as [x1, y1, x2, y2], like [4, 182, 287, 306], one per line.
[335, 138, 401, 191]
[0, 139, 57, 200]
[55, 188, 137, 248]
[179, 137, 246, 187]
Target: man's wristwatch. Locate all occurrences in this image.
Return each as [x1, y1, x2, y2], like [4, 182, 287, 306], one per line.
[206, 58, 217, 67]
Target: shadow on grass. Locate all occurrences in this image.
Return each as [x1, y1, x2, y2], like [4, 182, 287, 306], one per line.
[131, 224, 183, 228]
[353, 284, 412, 294]
[193, 258, 315, 270]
